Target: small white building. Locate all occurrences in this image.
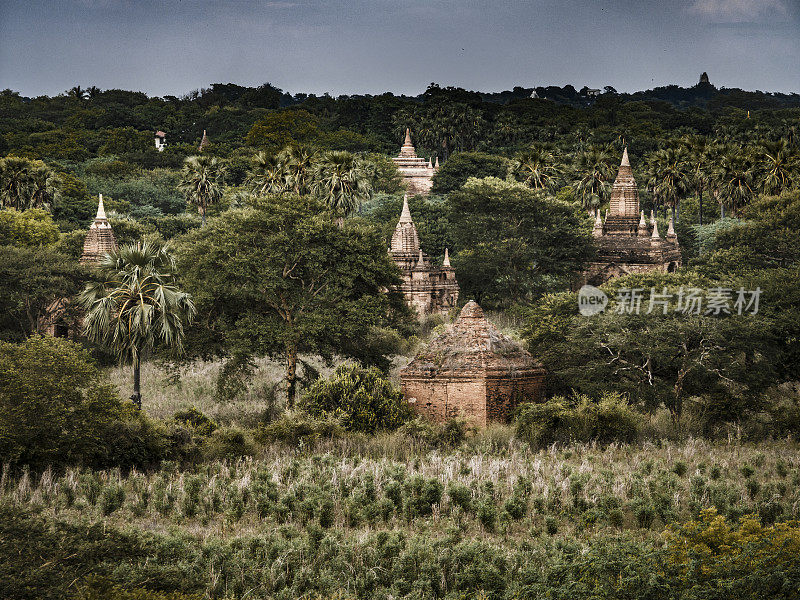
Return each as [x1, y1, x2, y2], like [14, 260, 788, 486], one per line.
[154, 130, 166, 152]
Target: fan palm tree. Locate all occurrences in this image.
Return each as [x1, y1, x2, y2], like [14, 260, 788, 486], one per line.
[80, 242, 195, 409]
[279, 145, 316, 195]
[682, 135, 712, 225]
[311, 150, 373, 225]
[0, 156, 60, 211]
[759, 140, 797, 195]
[573, 147, 616, 214]
[246, 151, 291, 196]
[508, 145, 564, 190]
[709, 148, 755, 218]
[646, 147, 692, 221]
[178, 155, 225, 226]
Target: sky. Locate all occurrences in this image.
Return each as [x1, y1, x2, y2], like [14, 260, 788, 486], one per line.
[0, 0, 798, 98]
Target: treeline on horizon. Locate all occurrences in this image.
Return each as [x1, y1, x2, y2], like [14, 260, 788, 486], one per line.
[2, 78, 799, 163]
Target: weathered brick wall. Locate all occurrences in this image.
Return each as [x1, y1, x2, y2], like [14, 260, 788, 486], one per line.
[403, 377, 487, 427]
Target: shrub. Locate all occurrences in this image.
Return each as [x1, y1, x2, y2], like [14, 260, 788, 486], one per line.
[447, 482, 473, 512]
[173, 407, 217, 436]
[0, 336, 138, 471]
[202, 427, 256, 460]
[300, 364, 411, 433]
[256, 412, 343, 446]
[515, 392, 640, 449]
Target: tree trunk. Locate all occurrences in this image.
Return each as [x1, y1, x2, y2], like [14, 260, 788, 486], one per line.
[720, 202, 725, 219]
[698, 184, 704, 226]
[131, 355, 142, 409]
[200, 205, 207, 227]
[285, 342, 298, 408]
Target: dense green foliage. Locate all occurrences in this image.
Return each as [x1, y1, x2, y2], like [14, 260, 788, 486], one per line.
[301, 364, 411, 432]
[176, 195, 410, 404]
[0, 336, 143, 471]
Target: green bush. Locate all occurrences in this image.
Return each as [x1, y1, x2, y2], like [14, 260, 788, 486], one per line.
[0, 336, 153, 471]
[300, 363, 411, 433]
[256, 411, 343, 445]
[173, 407, 217, 436]
[515, 392, 640, 449]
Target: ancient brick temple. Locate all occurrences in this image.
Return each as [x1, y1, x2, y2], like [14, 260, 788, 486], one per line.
[80, 194, 118, 264]
[582, 148, 681, 286]
[401, 301, 545, 427]
[390, 195, 459, 316]
[392, 129, 438, 196]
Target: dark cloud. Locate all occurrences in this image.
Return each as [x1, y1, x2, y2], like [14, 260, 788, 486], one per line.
[0, 0, 797, 97]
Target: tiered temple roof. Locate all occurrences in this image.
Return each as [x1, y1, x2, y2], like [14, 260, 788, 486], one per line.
[391, 129, 437, 196]
[80, 195, 117, 264]
[389, 195, 458, 316]
[583, 149, 681, 285]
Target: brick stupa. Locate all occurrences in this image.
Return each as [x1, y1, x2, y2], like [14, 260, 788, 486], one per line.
[80, 194, 117, 264]
[390, 194, 459, 316]
[401, 301, 545, 427]
[391, 129, 437, 196]
[582, 148, 681, 285]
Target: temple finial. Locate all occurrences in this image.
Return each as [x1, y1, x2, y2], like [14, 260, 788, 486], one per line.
[650, 209, 655, 225]
[620, 147, 630, 167]
[404, 128, 412, 146]
[651, 219, 661, 239]
[667, 216, 676, 237]
[400, 194, 412, 222]
[443, 248, 451, 267]
[418, 248, 424, 263]
[638, 210, 649, 236]
[593, 209, 604, 237]
[96, 194, 106, 220]
[435, 156, 440, 168]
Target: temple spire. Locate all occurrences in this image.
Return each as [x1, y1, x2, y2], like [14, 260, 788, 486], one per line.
[620, 147, 630, 167]
[443, 247, 451, 267]
[435, 156, 440, 168]
[96, 193, 107, 220]
[404, 128, 412, 146]
[651, 219, 661, 239]
[399, 194, 412, 222]
[593, 209, 604, 237]
[638, 210, 649, 236]
[667, 216, 677, 238]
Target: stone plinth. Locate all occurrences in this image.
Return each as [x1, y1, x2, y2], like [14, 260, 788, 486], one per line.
[401, 301, 545, 427]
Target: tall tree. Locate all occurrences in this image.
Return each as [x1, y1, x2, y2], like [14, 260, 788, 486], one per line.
[0, 157, 61, 211]
[177, 196, 407, 405]
[758, 140, 797, 195]
[508, 145, 564, 190]
[80, 242, 195, 408]
[573, 147, 615, 214]
[646, 147, 692, 221]
[311, 151, 373, 224]
[178, 155, 226, 226]
[710, 147, 755, 218]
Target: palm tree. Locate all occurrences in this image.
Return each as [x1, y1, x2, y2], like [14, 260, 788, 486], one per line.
[0, 156, 60, 211]
[573, 147, 615, 214]
[682, 135, 711, 225]
[508, 145, 564, 190]
[246, 151, 291, 195]
[311, 151, 373, 225]
[279, 145, 316, 195]
[178, 155, 225, 226]
[80, 242, 195, 409]
[758, 140, 797, 195]
[646, 147, 691, 221]
[709, 148, 755, 218]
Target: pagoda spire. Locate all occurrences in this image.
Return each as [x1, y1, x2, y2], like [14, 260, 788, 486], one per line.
[667, 216, 677, 238]
[592, 209, 604, 237]
[96, 193, 107, 220]
[620, 146, 630, 167]
[399, 194, 412, 222]
[608, 146, 638, 217]
[404, 128, 412, 145]
[443, 247, 451, 267]
[435, 156, 440, 168]
[651, 219, 661, 239]
[638, 210, 649, 236]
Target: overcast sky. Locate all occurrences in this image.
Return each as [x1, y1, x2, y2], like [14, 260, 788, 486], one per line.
[0, 0, 798, 98]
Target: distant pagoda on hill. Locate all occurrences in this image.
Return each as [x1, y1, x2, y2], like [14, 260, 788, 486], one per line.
[582, 149, 681, 285]
[392, 129, 437, 196]
[80, 194, 117, 264]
